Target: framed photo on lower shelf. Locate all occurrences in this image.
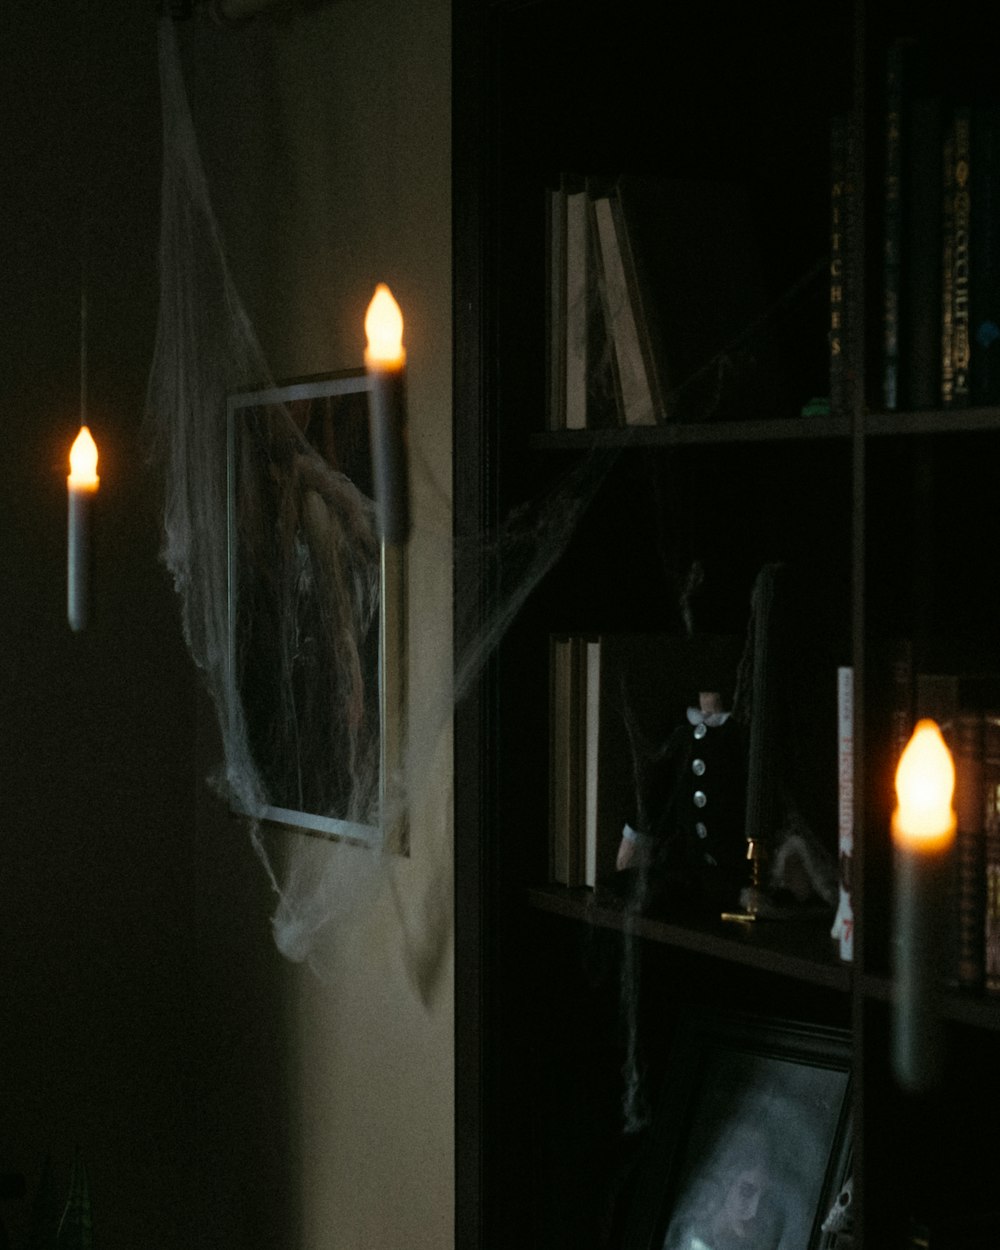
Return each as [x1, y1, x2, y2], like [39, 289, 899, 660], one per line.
[625, 1009, 852, 1250]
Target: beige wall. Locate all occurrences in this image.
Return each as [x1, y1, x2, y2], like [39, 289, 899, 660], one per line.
[0, 2, 453, 1248]
[182, 2, 455, 1248]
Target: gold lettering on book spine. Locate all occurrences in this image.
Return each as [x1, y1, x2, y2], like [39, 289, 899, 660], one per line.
[941, 126, 956, 405]
[953, 116, 972, 398]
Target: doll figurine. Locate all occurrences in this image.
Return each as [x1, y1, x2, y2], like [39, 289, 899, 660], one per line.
[617, 686, 749, 916]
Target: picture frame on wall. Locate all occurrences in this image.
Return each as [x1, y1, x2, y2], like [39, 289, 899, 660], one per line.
[624, 1009, 852, 1250]
[226, 370, 407, 852]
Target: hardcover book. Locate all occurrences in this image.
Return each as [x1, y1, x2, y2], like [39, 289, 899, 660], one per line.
[829, 116, 849, 417]
[591, 188, 658, 426]
[970, 103, 1000, 406]
[549, 633, 587, 886]
[901, 95, 944, 410]
[985, 714, 1000, 993]
[881, 39, 910, 411]
[548, 632, 740, 893]
[946, 106, 972, 408]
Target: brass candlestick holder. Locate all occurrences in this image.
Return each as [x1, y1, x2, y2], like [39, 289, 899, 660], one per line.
[721, 837, 767, 923]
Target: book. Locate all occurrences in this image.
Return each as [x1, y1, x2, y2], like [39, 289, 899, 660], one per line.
[881, 40, 909, 411]
[545, 180, 567, 430]
[582, 633, 696, 889]
[970, 103, 1000, 407]
[944, 106, 972, 408]
[984, 714, 1000, 993]
[550, 632, 742, 893]
[900, 95, 944, 410]
[949, 711, 985, 990]
[880, 38, 942, 412]
[590, 188, 658, 426]
[941, 116, 957, 406]
[564, 185, 590, 430]
[556, 179, 622, 430]
[549, 634, 586, 886]
[912, 674, 1000, 991]
[829, 115, 849, 417]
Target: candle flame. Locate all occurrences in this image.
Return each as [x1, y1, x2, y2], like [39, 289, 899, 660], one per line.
[364, 283, 405, 367]
[68, 425, 100, 489]
[893, 719, 956, 848]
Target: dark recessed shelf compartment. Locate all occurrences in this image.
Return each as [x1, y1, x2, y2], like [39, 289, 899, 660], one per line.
[525, 883, 851, 992]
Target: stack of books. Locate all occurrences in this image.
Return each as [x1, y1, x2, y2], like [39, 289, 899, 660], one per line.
[545, 175, 773, 430]
[869, 37, 1000, 413]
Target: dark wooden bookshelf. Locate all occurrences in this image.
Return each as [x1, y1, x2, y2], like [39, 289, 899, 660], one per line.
[453, 0, 1000, 1246]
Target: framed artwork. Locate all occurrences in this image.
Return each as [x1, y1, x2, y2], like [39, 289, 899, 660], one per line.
[226, 370, 407, 850]
[625, 1010, 852, 1250]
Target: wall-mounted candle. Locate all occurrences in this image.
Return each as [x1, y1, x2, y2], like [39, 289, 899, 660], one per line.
[891, 718, 956, 1092]
[364, 283, 410, 546]
[67, 424, 100, 632]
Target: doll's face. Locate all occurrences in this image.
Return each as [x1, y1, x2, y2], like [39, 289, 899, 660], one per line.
[698, 691, 725, 716]
[716, 1165, 766, 1236]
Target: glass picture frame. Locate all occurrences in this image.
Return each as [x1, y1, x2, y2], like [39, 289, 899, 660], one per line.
[226, 370, 407, 851]
[624, 1009, 852, 1250]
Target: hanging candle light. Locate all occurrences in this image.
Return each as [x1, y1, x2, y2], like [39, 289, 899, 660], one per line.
[67, 423, 100, 632]
[364, 283, 410, 546]
[891, 718, 956, 1092]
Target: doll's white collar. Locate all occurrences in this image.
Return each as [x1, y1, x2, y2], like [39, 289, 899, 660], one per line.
[687, 707, 731, 728]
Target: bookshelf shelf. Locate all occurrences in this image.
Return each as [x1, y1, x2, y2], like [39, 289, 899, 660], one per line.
[525, 883, 852, 992]
[858, 970, 1000, 1033]
[530, 413, 853, 450]
[454, 0, 1000, 1246]
[864, 406, 1000, 436]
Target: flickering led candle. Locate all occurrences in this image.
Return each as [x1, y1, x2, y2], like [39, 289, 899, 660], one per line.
[67, 425, 100, 632]
[891, 718, 956, 1092]
[364, 283, 410, 545]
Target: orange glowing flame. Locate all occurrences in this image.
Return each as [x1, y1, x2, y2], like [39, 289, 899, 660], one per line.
[893, 719, 956, 850]
[364, 284, 405, 368]
[68, 425, 100, 490]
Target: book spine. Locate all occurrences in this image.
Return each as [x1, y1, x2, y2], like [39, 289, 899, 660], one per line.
[970, 104, 1000, 406]
[952, 106, 972, 407]
[830, 116, 849, 417]
[901, 97, 944, 410]
[941, 119, 956, 406]
[583, 636, 601, 888]
[831, 666, 854, 961]
[564, 186, 590, 430]
[882, 47, 905, 411]
[983, 714, 1000, 993]
[583, 179, 621, 428]
[549, 634, 585, 886]
[594, 191, 657, 426]
[950, 711, 985, 990]
[545, 181, 567, 430]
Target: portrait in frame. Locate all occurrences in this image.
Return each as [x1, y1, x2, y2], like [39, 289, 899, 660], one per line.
[625, 1010, 852, 1250]
[226, 370, 407, 852]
